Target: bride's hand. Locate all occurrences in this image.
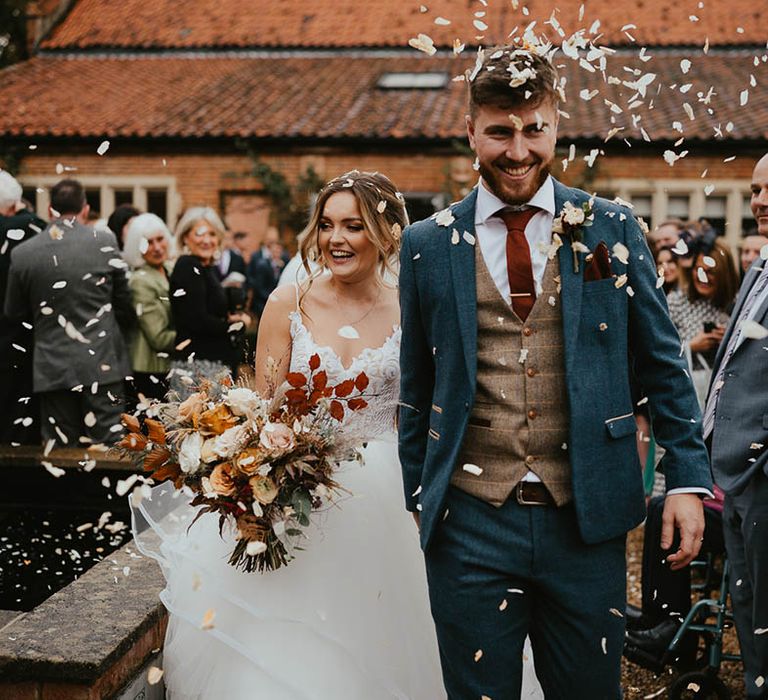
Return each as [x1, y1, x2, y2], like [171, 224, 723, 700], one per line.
[412, 512, 421, 531]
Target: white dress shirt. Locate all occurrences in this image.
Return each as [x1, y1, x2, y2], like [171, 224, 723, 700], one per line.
[475, 176, 555, 301]
[473, 177, 710, 497]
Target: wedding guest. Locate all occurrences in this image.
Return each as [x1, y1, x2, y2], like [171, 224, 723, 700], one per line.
[655, 245, 681, 296]
[0, 170, 46, 444]
[666, 238, 739, 406]
[123, 213, 176, 401]
[704, 153, 768, 699]
[4, 178, 134, 446]
[739, 229, 768, 275]
[247, 228, 287, 320]
[108, 203, 140, 251]
[232, 230, 252, 263]
[648, 219, 684, 255]
[169, 207, 251, 394]
[626, 488, 726, 655]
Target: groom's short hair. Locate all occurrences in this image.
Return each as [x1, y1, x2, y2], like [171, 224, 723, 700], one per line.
[469, 47, 560, 117]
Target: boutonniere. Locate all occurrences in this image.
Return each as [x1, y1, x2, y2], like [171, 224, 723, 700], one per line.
[552, 199, 595, 273]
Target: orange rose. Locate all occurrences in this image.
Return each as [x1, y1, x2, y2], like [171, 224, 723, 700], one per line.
[209, 462, 237, 497]
[249, 474, 278, 505]
[197, 404, 239, 436]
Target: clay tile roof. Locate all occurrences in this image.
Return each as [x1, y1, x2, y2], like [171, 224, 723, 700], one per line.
[41, 0, 766, 50]
[0, 52, 765, 142]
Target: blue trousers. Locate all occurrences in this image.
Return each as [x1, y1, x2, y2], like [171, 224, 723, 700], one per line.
[425, 486, 627, 700]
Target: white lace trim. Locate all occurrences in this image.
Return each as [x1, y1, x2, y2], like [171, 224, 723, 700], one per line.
[288, 311, 401, 441]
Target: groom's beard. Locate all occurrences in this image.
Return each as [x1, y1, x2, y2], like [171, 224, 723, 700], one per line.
[479, 155, 553, 206]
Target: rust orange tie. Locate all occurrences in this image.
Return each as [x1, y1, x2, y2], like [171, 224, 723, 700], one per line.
[498, 207, 539, 321]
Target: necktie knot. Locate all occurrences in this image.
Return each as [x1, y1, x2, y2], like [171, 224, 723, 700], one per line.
[498, 207, 539, 234]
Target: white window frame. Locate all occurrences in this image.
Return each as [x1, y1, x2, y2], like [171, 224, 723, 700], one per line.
[19, 175, 181, 228]
[595, 178, 751, 249]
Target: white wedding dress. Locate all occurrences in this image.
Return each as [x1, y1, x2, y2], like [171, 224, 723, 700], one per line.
[131, 309, 543, 699]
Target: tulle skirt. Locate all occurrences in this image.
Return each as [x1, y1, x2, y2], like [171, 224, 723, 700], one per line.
[130, 438, 543, 699]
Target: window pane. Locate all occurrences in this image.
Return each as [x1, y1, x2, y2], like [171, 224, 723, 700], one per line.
[114, 189, 134, 208]
[667, 195, 689, 220]
[146, 189, 168, 223]
[740, 194, 757, 234]
[629, 195, 652, 227]
[403, 193, 440, 224]
[704, 196, 727, 218]
[85, 188, 101, 216]
[21, 187, 38, 212]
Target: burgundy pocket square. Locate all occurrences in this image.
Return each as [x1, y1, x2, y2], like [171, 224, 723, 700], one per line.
[583, 241, 614, 282]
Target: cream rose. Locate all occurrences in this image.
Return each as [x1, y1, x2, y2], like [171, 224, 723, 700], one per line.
[226, 387, 258, 417]
[213, 424, 249, 460]
[200, 437, 218, 463]
[259, 422, 295, 452]
[178, 432, 203, 473]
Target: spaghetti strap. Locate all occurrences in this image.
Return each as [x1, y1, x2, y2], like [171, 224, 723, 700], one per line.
[293, 283, 300, 312]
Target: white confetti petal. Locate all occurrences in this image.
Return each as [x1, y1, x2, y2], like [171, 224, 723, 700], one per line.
[337, 325, 360, 339]
[84, 411, 97, 427]
[42, 461, 66, 478]
[740, 320, 768, 340]
[97, 140, 110, 156]
[612, 242, 629, 265]
[462, 463, 483, 476]
[147, 667, 164, 685]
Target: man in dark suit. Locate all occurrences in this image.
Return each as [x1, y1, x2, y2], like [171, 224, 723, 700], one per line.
[398, 47, 712, 699]
[5, 178, 135, 446]
[0, 170, 46, 444]
[702, 153, 768, 699]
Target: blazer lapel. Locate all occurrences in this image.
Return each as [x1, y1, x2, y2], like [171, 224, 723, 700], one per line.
[713, 263, 762, 371]
[448, 189, 479, 388]
[553, 180, 584, 371]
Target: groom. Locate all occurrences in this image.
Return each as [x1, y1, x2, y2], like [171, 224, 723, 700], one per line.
[398, 47, 713, 698]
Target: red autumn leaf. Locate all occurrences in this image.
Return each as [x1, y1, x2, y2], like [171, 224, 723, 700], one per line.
[329, 400, 345, 421]
[334, 379, 355, 397]
[347, 397, 368, 411]
[313, 370, 328, 391]
[285, 388, 308, 406]
[354, 373, 370, 392]
[309, 353, 321, 371]
[286, 372, 307, 388]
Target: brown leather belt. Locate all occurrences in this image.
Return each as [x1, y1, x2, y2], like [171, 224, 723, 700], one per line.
[514, 481, 555, 506]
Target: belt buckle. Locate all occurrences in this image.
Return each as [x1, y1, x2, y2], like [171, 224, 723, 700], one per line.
[515, 482, 546, 506]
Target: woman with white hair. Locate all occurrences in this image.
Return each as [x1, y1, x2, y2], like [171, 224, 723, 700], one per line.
[124, 212, 176, 401]
[169, 207, 251, 394]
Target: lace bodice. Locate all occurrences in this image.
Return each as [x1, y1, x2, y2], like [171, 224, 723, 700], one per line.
[288, 311, 401, 441]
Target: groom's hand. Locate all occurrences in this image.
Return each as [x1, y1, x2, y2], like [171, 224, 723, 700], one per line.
[661, 493, 705, 570]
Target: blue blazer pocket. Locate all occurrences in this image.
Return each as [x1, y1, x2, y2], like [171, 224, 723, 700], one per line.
[605, 412, 637, 439]
[583, 277, 618, 295]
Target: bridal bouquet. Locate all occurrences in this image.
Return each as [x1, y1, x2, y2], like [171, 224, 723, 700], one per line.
[119, 354, 370, 572]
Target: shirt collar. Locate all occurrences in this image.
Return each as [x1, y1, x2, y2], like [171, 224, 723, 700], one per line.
[475, 175, 555, 225]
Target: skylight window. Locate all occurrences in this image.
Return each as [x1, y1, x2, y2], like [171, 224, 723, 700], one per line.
[377, 72, 450, 89]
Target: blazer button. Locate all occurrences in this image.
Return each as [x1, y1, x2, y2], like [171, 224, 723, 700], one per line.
[527, 409, 538, 420]
[523, 327, 534, 337]
[525, 455, 536, 465]
[526, 367, 537, 377]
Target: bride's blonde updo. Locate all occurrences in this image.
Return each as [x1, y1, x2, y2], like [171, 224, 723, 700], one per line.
[297, 170, 409, 292]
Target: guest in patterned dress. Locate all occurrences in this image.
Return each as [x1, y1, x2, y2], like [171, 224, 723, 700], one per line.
[667, 238, 739, 405]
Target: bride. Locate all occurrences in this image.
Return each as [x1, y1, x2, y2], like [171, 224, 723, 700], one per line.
[131, 170, 542, 698]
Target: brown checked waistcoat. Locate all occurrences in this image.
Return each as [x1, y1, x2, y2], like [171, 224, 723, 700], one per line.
[450, 242, 573, 507]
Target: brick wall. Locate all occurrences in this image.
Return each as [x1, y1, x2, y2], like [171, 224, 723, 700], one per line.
[11, 141, 762, 245]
